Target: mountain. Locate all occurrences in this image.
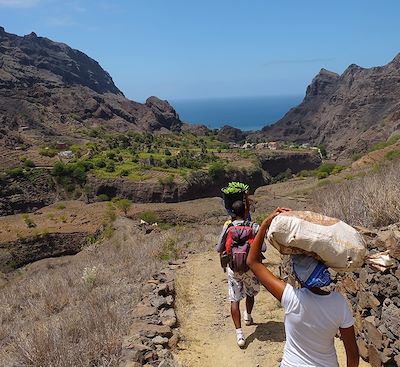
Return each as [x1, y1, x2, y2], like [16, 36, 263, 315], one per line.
[260, 54, 400, 158]
[0, 26, 182, 144]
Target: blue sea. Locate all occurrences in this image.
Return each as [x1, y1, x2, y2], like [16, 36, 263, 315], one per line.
[171, 95, 303, 131]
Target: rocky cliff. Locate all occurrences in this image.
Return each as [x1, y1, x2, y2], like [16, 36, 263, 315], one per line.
[260, 55, 400, 158]
[0, 26, 182, 143]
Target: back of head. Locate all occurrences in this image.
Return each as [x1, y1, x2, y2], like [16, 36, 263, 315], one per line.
[231, 200, 245, 219]
[292, 254, 332, 289]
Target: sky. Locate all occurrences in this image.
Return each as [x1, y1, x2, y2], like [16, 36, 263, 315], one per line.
[1, 0, 400, 102]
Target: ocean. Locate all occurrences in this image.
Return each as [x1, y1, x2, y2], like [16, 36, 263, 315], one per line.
[171, 95, 303, 131]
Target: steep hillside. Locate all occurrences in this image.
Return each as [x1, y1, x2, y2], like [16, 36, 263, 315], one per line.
[260, 54, 400, 158]
[0, 26, 182, 148]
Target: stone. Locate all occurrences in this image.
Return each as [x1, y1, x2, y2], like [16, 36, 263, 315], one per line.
[381, 348, 394, 364]
[382, 301, 400, 338]
[357, 338, 368, 360]
[130, 322, 173, 339]
[152, 335, 169, 346]
[359, 291, 380, 310]
[368, 344, 382, 367]
[365, 316, 383, 349]
[150, 295, 167, 309]
[342, 275, 359, 294]
[165, 295, 174, 306]
[120, 348, 144, 364]
[168, 331, 180, 348]
[134, 304, 158, 318]
[156, 283, 170, 296]
[160, 308, 177, 327]
[144, 350, 158, 362]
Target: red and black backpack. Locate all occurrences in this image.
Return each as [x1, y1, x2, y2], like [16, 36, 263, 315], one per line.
[225, 221, 254, 273]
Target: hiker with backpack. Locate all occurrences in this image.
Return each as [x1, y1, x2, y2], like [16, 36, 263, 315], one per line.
[216, 200, 266, 348]
[247, 208, 359, 367]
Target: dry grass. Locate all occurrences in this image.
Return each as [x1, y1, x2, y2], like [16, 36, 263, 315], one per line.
[0, 218, 220, 367]
[312, 160, 400, 228]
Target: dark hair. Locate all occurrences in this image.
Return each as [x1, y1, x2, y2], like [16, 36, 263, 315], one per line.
[231, 200, 245, 219]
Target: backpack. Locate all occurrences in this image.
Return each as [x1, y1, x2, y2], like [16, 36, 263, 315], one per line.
[225, 221, 255, 273]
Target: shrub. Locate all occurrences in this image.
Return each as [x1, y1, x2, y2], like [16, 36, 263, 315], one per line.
[384, 150, 400, 161]
[96, 194, 110, 202]
[6, 167, 25, 178]
[115, 199, 132, 216]
[138, 210, 159, 224]
[156, 237, 180, 261]
[81, 266, 98, 289]
[39, 147, 58, 157]
[312, 160, 400, 227]
[272, 168, 293, 183]
[105, 161, 115, 173]
[158, 174, 175, 187]
[95, 159, 107, 168]
[24, 159, 35, 168]
[208, 161, 225, 178]
[22, 213, 36, 228]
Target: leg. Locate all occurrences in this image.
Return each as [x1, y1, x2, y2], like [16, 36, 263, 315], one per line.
[243, 270, 260, 325]
[245, 295, 255, 315]
[231, 301, 242, 329]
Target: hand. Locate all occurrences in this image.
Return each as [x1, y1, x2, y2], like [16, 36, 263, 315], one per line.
[263, 207, 291, 225]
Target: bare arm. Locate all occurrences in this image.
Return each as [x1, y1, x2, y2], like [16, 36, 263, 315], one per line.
[340, 326, 359, 367]
[247, 207, 290, 302]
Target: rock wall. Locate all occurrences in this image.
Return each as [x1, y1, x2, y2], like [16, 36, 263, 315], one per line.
[89, 168, 269, 204]
[0, 231, 90, 272]
[0, 170, 57, 216]
[279, 223, 400, 367]
[119, 261, 184, 367]
[258, 151, 321, 176]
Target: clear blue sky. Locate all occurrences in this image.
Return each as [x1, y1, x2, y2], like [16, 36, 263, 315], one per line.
[1, 0, 400, 102]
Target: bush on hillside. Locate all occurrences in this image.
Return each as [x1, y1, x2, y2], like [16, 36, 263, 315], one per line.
[208, 161, 225, 178]
[312, 160, 400, 227]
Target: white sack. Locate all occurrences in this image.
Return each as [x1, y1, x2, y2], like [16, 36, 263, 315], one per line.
[267, 211, 367, 271]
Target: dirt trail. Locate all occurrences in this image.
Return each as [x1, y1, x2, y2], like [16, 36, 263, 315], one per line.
[174, 246, 371, 367]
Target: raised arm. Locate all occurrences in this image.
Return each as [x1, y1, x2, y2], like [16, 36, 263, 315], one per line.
[340, 326, 359, 367]
[247, 208, 290, 301]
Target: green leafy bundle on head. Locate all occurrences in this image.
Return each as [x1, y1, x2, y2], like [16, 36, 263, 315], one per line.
[221, 181, 249, 194]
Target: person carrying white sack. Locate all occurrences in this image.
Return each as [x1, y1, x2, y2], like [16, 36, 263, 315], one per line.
[247, 207, 359, 367]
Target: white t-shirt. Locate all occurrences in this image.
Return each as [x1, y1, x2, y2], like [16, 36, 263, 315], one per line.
[281, 284, 354, 367]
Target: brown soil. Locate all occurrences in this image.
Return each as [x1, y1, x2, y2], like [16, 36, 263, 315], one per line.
[0, 201, 107, 242]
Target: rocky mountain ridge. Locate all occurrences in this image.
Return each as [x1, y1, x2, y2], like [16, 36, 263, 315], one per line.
[259, 54, 400, 158]
[0, 27, 183, 145]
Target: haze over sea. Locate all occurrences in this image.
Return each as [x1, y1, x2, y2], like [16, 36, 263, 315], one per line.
[171, 95, 303, 131]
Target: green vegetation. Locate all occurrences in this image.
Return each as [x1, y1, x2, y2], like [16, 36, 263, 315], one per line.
[51, 160, 92, 192]
[272, 168, 293, 183]
[138, 210, 159, 224]
[115, 198, 132, 215]
[318, 145, 327, 158]
[208, 160, 226, 178]
[298, 163, 345, 180]
[384, 150, 400, 161]
[46, 131, 235, 183]
[96, 194, 110, 202]
[371, 134, 400, 151]
[39, 146, 59, 157]
[22, 214, 36, 228]
[156, 237, 180, 261]
[221, 181, 249, 194]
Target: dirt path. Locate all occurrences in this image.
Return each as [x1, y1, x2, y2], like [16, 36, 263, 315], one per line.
[174, 246, 371, 367]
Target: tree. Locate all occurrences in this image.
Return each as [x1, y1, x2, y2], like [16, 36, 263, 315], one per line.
[116, 198, 132, 216]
